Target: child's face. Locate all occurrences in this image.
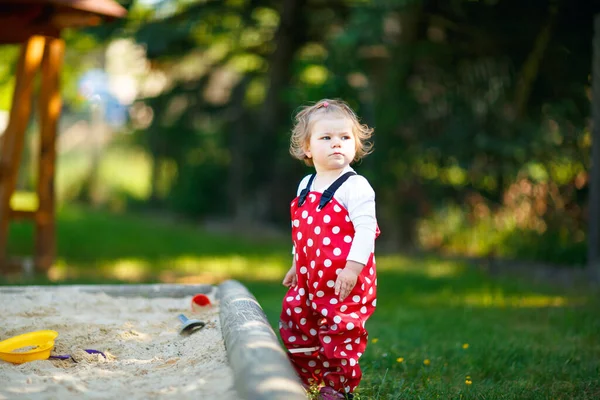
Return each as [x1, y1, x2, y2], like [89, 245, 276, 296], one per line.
[304, 116, 356, 173]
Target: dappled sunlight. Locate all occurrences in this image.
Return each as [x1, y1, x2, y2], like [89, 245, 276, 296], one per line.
[377, 255, 466, 279]
[105, 259, 151, 282]
[413, 287, 584, 308]
[10, 191, 38, 211]
[46, 254, 288, 284]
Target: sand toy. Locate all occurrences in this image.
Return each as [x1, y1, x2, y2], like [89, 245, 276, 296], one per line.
[177, 314, 205, 335]
[0, 330, 59, 364]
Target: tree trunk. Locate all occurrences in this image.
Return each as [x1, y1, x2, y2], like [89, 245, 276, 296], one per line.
[589, 14, 600, 280]
[513, 3, 557, 120]
[254, 0, 307, 222]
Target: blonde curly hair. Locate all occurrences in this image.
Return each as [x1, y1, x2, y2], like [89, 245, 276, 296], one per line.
[289, 99, 374, 166]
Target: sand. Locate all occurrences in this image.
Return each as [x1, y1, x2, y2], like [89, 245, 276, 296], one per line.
[0, 288, 240, 400]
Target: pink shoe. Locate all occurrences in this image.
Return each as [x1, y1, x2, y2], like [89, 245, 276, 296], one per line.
[319, 386, 353, 400]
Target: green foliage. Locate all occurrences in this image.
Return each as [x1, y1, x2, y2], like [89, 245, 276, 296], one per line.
[5, 0, 589, 266]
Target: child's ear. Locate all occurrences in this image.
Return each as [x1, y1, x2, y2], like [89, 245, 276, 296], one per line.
[303, 144, 311, 159]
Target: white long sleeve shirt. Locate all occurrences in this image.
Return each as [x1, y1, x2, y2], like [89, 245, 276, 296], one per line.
[292, 165, 377, 266]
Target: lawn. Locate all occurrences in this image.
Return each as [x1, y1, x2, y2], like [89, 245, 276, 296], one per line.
[2, 205, 599, 399]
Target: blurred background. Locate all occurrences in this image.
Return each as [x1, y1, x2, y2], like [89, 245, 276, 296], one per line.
[2, 2, 600, 397]
[1, 0, 599, 279]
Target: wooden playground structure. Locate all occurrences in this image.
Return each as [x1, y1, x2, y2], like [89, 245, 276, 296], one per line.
[0, 0, 127, 274]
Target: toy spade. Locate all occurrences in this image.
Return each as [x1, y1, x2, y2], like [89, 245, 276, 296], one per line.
[177, 314, 205, 336]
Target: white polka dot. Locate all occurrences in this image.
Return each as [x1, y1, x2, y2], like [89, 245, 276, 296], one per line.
[362, 297, 367, 304]
[299, 288, 305, 295]
[309, 194, 316, 203]
[308, 360, 317, 367]
[302, 210, 308, 219]
[341, 359, 347, 366]
[347, 322, 355, 330]
[331, 324, 338, 331]
[333, 248, 342, 256]
[369, 287, 373, 295]
[318, 270, 323, 278]
[313, 282, 318, 289]
[317, 291, 324, 297]
[300, 266, 307, 274]
[334, 205, 342, 212]
[372, 299, 377, 307]
[326, 280, 335, 288]
[310, 261, 315, 269]
[323, 237, 331, 245]
[316, 249, 321, 257]
[323, 215, 331, 223]
[346, 344, 353, 350]
[365, 277, 372, 284]
[340, 351, 347, 357]
[369, 267, 374, 275]
[340, 305, 348, 312]
[350, 358, 356, 366]
[330, 298, 338, 305]
[295, 253, 299, 261]
[314, 226, 321, 235]
[336, 268, 343, 275]
[294, 307, 303, 314]
[324, 259, 332, 267]
[307, 216, 313, 225]
[286, 308, 291, 316]
[286, 296, 294, 302]
[360, 306, 367, 314]
[312, 302, 317, 309]
[293, 219, 300, 227]
[321, 309, 328, 316]
[332, 226, 340, 234]
[303, 246, 307, 254]
[310, 329, 317, 336]
[296, 295, 300, 300]
[344, 235, 352, 243]
[350, 312, 359, 318]
[289, 336, 296, 342]
[307, 239, 313, 247]
[300, 318, 307, 325]
[352, 295, 361, 303]
[345, 216, 350, 222]
[340, 376, 345, 382]
[323, 336, 332, 344]
[323, 361, 330, 367]
[355, 338, 361, 344]
[334, 316, 342, 324]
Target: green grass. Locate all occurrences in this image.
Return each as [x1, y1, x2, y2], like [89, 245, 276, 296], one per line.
[3, 205, 599, 399]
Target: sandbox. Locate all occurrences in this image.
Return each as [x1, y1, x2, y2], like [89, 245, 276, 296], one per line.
[0, 281, 306, 400]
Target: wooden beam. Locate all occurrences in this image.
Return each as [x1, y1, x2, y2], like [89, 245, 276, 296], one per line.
[0, 35, 45, 273]
[35, 36, 64, 272]
[9, 209, 36, 220]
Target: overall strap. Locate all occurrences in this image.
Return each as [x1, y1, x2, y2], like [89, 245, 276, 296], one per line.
[298, 174, 316, 206]
[319, 171, 356, 210]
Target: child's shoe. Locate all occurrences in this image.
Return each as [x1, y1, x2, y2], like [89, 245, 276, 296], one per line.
[319, 386, 354, 400]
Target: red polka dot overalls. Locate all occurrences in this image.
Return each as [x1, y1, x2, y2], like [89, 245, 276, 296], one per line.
[279, 172, 379, 394]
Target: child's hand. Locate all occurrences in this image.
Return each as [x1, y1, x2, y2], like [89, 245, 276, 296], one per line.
[335, 261, 364, 301]
[282, 266, 297, 287]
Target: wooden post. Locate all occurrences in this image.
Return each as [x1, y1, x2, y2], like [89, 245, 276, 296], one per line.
[590, 14, 600, 279]
[35, 36, 64, 271]
[0, 36, 45, 272]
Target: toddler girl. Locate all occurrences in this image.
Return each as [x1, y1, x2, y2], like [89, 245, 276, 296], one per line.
[279, 99, 379, 399]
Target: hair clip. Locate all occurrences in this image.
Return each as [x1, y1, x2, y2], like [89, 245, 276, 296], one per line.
[322, 101, 329, 108]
